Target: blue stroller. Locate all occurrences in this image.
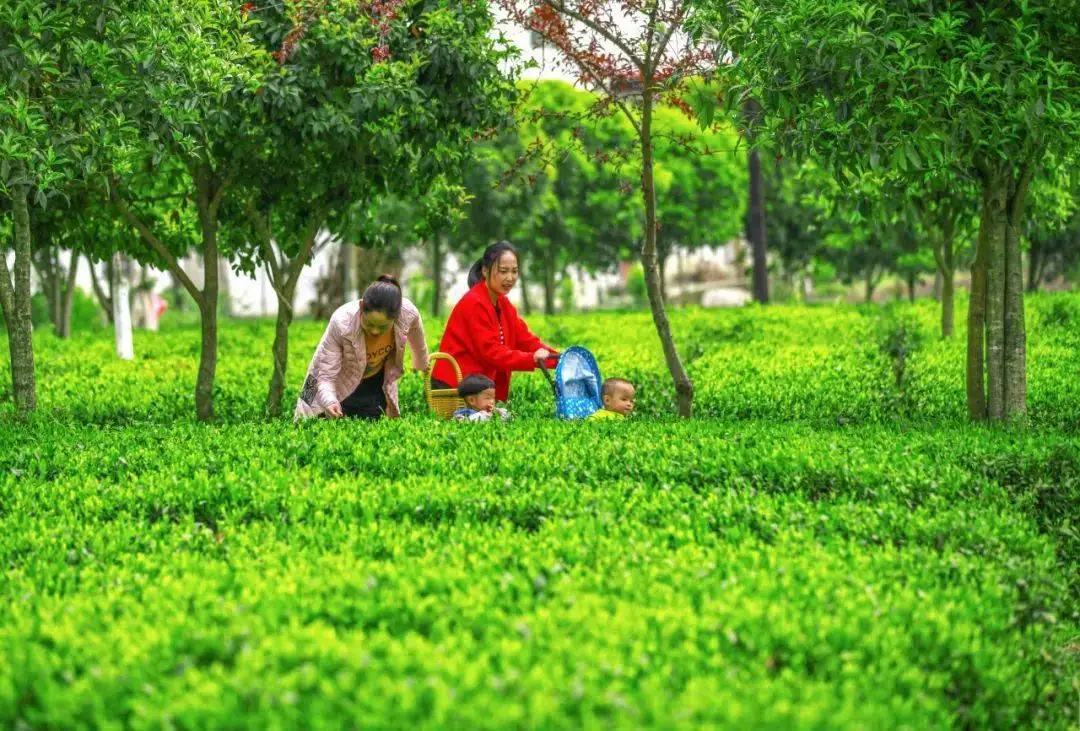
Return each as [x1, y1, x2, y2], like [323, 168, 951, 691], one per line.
[539, 346, 603, 420]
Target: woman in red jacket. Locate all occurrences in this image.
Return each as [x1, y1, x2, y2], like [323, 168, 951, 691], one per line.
[431, 241, 559, 402]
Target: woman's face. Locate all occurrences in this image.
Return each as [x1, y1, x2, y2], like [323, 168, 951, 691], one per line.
[484, 252, 519, 298]
[361, 309, 392, 337]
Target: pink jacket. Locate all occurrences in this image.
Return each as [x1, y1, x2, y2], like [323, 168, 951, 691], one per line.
[294, 297, 428, 420]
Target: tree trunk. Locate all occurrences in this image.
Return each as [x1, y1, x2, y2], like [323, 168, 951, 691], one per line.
[518, 256, 533, 315]
[1026, 236, 1042, 293]
[941, 270, 955, 340]
[864, 271, 877, 304]
[112, 253, 134, 361]
[906, 272, 917, 303]
[641, 95, 693, 417]
[967, 186, 990, 421]
[0, 184, 38, 413]
[939, 225, 955, 339]
[431, 234, 443, 317]
[251, 205, 323, 419]
[743, 99, 769, 304]
[933, 269, 943, 302]
[196, 191, 220, 422]
[266, 286, 294, 418]
[542, 249, 556, 315]
[984, 175, 1007, 422]
[59, 251, 79, 338]
[1003, 175, 1030, 423]
[658, 247, 669, 303]
[88, 259, 114, 325]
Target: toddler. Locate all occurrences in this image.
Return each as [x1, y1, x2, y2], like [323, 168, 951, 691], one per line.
[589, 378, 635, 419]
[454, 374, 510, 422]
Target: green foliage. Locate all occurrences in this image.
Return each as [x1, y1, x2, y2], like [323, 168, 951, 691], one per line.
[698, 0, 1080, 181]
[456, 80, 747, 300]
[2, 296, 1080, 725]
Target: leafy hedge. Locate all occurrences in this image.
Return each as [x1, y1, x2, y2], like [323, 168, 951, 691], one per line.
[1, 295, 1078, 728]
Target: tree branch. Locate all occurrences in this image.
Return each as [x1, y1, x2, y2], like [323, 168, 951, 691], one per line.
[547, 0, 646, 72]
[243, 197, 283, 281]
[111, 186, 204, 307]
[87, 258, 113, 314]
[285, 209, 328, 288]
[653, 1, 688, 69]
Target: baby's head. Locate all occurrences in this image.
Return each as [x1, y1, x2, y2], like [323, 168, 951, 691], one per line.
[459, 374, 497, 413]
[601, 378, 635, 416]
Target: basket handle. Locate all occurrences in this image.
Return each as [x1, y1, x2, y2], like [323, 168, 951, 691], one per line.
[426, 352, 462, 393]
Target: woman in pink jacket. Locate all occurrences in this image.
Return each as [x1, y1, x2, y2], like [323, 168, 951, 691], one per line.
[294, 275, 428, 421]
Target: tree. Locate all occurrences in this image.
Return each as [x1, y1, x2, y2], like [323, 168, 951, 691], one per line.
[225, 0, 515, 417]
[499, 0, 718, 416]
[699, 0, 1080, 423]
[106, 0, 264, 421]
[1025, 171, 1080, 291]
[0, 1, 142, 414]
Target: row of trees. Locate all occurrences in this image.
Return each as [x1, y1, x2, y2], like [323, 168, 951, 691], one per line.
[1, 0, 516, 419]
[505, 0, 1079, 422]
[4, 0, 1080, 423]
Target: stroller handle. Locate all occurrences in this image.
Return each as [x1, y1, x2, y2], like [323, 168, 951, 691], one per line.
[538, 357, 559, 398]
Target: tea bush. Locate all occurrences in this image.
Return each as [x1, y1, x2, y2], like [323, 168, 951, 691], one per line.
[1, 294, 1078, 728]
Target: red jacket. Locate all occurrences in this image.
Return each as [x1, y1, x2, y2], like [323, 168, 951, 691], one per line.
[433, 282, 553, 401]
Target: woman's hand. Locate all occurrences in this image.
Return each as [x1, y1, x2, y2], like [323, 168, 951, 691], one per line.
[326, 402, 344, 419]
[534, 348, 555, 366]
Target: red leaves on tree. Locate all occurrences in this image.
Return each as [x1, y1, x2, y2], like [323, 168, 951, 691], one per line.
[240, 2, 256, 18]
[270, 0, 404, 65]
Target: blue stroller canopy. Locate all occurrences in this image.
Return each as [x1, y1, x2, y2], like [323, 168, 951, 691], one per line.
[545, 346, 603, 420]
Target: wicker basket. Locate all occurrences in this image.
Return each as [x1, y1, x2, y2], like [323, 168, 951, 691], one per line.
[425, 352, 464, 419]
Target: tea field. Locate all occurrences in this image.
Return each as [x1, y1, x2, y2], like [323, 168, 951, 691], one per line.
[2, 294, 1079, 728]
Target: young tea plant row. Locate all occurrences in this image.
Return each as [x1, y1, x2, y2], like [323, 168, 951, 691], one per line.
[1, 419, 1078, 728]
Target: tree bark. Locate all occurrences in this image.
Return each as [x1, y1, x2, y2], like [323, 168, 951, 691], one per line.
[247, 202, 324, 418]
[658, 246, 669, 303]
[931, 216, 956, 339]
[88, 259, 114, 325]
[743, 100, 769, 304]
[112, 252, 134, 360]
[193, 169, 221, 422]
[542, 248, 556, 315]
[641, 94, 693, 417]
[1003, 171, 1030, 423]
[59, 251, 79, 338]
[518, 255, 533, 315]
[906, 272, 917, 303]
[1026, 235, 1042, 293]
[940, 269, 955, 339]
[431, 234, 443, 317]
[196, 215, 219, 420]
[0, 184, 38, 414]
[967, 186, 990, 421]
[984, 174, 1007, 422]
[864, 270, 877, 304]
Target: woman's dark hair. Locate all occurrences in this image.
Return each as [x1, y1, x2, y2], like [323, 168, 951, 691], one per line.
[467, 241, 518, 288]
[361, 274, 402, 319]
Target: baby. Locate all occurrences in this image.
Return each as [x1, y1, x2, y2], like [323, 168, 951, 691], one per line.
[454, 374, 510, 422]
[589, 377, 635, 419]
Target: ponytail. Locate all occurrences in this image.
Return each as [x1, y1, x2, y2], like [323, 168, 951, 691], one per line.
[467, 260, 485, 288]
[466, 241, 518, 288]
[361, 274, 403, 320]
